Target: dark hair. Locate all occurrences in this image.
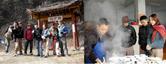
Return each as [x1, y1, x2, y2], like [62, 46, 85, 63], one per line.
[140, 15, 148, 21]
[150, 14, 157, 18]
[98, 18, 109, 25]
[150, 14, 160, 25]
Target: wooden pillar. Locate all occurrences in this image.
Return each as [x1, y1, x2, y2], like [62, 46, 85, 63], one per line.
[37, 13, 42, 28]
[72, 14, 79, 50]
[37, 19, 40, 28]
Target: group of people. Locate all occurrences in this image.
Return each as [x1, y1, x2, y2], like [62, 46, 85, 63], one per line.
[4, 21, 70, 58]
[85, 14, 166, 63]
[139, 14, 166, 58]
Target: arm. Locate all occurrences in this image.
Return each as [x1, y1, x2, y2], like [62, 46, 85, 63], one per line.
[138, 27, 141, 45]
[147, 26, 153, 50]
[147, 26, 152, 45]
[130, 26, 137, 45]
[33, 30, 36, 39]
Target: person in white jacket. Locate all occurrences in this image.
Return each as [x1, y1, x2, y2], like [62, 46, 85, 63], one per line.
[4, 25, 13, 53]
[42, 25, 50, 57]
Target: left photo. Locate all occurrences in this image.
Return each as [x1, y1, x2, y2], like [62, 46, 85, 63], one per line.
[0, 0, 84, 64]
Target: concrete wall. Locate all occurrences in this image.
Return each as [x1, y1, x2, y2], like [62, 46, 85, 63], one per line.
[146, 5, 166, 25]
[84, 0, 136, 23]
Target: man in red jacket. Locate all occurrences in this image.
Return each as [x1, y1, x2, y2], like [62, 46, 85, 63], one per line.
[24, 24, 33, 55]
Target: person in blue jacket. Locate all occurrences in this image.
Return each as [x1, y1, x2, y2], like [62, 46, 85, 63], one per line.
[85, 18, 110, 63]
[58, 22, 70, 56]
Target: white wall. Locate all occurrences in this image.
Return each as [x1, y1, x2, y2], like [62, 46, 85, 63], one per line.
[146, 5, 166, 25]
[84, 0, 136, 24]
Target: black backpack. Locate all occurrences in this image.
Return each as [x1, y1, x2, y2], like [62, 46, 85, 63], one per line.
[34, 28, 42, 38]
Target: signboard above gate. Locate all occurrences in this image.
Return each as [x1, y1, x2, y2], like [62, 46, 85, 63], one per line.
[48, 16, 63, 22]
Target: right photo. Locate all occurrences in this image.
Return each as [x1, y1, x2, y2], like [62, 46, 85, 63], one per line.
[84, 0, 166, 64]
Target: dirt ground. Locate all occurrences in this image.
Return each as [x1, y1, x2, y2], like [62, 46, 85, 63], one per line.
[0, 36, 84, 64]
[0, 48, 84, 64]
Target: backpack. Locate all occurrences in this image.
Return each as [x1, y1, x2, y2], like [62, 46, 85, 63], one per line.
[34, 29, 42, 38]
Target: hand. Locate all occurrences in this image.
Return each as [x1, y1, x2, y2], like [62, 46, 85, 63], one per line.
[96, 58, 102, 64]
[41, 36, 45, 39]
[146, 45, 152, 50]
[32, 30, 34, 33]
[103, 57, 106, 64]
[96, 57, 106, 64]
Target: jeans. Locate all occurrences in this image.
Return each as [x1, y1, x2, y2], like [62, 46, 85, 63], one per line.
[36, 40, 43, 56]
[63, 36, 69, 55]
[59, 36, 69, 55]
[58, 37, 64, 56]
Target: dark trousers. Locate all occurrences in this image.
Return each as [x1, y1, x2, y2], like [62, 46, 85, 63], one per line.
[59, 38, 64, 56]
[63, 36, 69, 55]
[24, 40, 33, 54]
[140, 44, 151, 56]
[59, 36, 69, 55]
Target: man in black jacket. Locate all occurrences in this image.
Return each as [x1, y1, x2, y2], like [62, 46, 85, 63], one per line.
[13, 21, 24, 56]
[122, 16, 137, 55]
[139, 15, 151, 56]
[33, 25, 43, 57]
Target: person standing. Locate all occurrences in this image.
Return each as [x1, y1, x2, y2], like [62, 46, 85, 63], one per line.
[58, 22, 70, 56]
[57, 22, 65, 56]
[24, 24, 33, 55]
[63, 23, 70, 56]
[18, 22, 24, 55]
[4, 25, 13, 53]
[147, 14, 166, 59]
[42, 25, 50, 58]
[33, 24, 43, 57]
[48, 23, 59, 56]
[121, 16, 137, 55]
[13, 21, 24, 56]
[139, 15, 151, 56]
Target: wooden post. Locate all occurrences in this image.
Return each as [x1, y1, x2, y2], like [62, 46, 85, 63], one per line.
[37, 13, 42, 28]
[72, 14, 79, 50]
[37, 19, 40, 28]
